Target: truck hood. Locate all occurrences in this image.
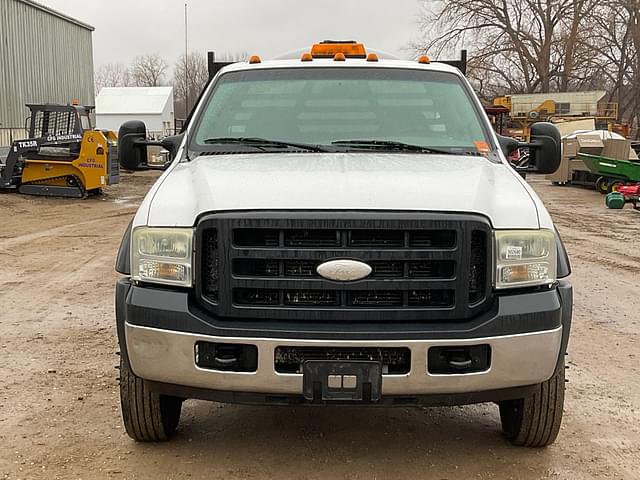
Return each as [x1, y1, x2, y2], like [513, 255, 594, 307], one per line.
[146, 153, 539, 229]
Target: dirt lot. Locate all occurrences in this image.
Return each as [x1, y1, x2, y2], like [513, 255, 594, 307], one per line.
[1, 172, 639, 480]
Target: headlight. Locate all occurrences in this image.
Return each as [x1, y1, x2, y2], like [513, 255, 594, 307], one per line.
[131, 227, 193, 287]
[495, 230, 556, 289]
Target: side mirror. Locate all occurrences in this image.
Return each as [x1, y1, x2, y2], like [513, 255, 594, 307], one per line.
[526, 122, 561, 174]
[118, 121, 147, 170]
[118, 120, 183, 171]
[497, 135, 519, 157]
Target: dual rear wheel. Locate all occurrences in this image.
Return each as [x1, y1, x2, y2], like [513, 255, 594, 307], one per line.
[596, 176, 625, 194]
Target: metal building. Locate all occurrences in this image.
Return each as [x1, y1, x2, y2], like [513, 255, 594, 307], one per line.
[0, 0, 95, 146]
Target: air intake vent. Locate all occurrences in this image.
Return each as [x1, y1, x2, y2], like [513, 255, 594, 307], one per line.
[284, 260, 317, 276]
[202, 229, 219, 303]
[233, 259, 279, 277]
[234, 229, 279, 247]
[348, 230, 404, 248]
[409, 230, 456, 248]
[234, 288, 279, 306]
[370, 261, 403, 277]
[284, 290, 339, 306]
[349, 291, 403, 307]
[408, 290, 454, 307]
[284, 230, 340, 247]
[408, 260, 455, 278]
[469, 230, 488, 304]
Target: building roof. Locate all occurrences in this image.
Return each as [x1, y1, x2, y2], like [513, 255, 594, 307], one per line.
[17, 0, 94, 31]
[96, 87, 174, 115]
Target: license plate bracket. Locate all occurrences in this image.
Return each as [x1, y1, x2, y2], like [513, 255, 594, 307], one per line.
[302, 360, 382, 402]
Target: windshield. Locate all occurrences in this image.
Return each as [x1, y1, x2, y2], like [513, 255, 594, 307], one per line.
[192, 67, 491, 153]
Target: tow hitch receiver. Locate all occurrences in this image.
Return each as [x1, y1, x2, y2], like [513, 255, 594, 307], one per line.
[303, 361, 382, 402]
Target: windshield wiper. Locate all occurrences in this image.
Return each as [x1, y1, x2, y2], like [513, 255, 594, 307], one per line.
[331, 139, 477, 155]
[202, 137, 332, 152]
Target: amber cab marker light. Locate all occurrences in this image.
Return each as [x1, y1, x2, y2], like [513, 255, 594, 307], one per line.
[474, 141, 491, 154]
[418, 55, 431, 64]
[248, 55, 262, 64]
[301, 52, 313, 62]
[311, 41, 367, 58]
[366, 53, 379, 62]
[334, 52, 346, 62]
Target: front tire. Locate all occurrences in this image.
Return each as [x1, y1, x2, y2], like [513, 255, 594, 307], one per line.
[119, 357, 183, 442]
[608, 180, 624, 193]
[596, 177, 609, 195]
[498, 360, 565, 447]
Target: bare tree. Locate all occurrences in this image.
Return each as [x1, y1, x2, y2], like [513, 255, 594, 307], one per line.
[414, 0, 599, 95]
[131, 54, 169, 87]
[586, 0, 639, 135]
[172, 52, 209, 118]
[94, 63, 132, 93]
[413, 0, 639, 136]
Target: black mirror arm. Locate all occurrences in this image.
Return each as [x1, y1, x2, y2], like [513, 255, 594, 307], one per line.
[126, 138, 173, 170]
[518, 134, 560, 150]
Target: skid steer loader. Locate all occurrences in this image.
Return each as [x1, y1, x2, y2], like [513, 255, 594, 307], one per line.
[0, 103, 119, 198]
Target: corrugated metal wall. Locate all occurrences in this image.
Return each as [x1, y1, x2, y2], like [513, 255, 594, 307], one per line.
[0, 0, 94, 132]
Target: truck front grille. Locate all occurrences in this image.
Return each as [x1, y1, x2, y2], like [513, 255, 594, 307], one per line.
[197, 212, 492, 322]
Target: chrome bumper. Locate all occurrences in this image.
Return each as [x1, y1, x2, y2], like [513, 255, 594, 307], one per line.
[125, 322, 562, 396]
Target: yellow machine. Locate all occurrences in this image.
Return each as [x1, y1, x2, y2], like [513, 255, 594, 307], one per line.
[0, 103, 119, 198]
[493, 93, 620, 141]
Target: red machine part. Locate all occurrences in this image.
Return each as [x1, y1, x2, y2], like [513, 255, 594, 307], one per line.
[615, 184, 640, 198]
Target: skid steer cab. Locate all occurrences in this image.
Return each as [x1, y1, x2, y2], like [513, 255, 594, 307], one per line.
[0, 103, 119, 198]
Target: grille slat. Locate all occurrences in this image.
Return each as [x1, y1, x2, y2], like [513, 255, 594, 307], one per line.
[233, 259, 455, 279]
[198, 213, 491, 322]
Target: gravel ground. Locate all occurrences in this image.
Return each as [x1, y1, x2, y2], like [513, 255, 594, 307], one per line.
[0, 172, 638, 479]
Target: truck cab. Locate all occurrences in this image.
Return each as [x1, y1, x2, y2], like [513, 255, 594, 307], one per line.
[115, 42, 571, 447]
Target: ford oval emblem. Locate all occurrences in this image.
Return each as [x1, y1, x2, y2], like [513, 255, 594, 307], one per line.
[316, 259, 372, 282]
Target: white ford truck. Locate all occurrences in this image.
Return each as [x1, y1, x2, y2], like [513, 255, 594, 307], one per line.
[115, 41, 572, 447]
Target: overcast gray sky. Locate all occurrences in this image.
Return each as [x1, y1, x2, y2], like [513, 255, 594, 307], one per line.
[40, 0, 424, 70]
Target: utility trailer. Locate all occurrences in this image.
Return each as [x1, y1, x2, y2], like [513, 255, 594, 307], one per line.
[579, 152, 640, 194]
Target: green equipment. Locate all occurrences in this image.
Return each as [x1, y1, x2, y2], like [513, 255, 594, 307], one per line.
[605, 192, 625, 209]
[579, 153, 640, 194]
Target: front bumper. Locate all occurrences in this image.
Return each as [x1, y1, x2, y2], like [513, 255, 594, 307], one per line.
[116, 279, 572, 402]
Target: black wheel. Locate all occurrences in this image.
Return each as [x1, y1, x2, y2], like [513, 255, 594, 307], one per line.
[595, 177, 609, 195]
[498, 360, 565, 447]
[119, 357, 183, 442]
[608, 180, 624, 193]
